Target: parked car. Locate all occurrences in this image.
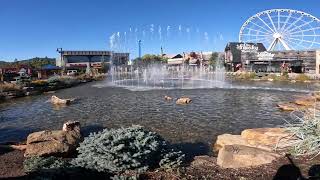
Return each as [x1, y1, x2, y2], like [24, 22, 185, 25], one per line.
[67, 70, 78, 76]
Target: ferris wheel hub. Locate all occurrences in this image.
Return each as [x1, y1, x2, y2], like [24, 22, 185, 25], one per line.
[273, 33, 282, 39]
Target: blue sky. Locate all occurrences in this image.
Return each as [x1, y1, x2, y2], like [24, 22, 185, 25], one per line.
[0, 0, 319, 61]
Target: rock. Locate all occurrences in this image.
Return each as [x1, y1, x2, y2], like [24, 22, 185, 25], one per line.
[176, 97, 192, 105]
[62, 121, 80, 132]
[267, 78, 274, 81]
[217, 145, 280, 168]
[50, 95, 74, 105]
[214, 134, 249, 152]
[277, 103, 297, 111]
[10, 144, 27, 151]
[24, 122, 82, 157]
[164, 96, 173, 101]
[312, 92, 320, 101]
[294, 98, 315, 107]
[241, 128, 294, 149]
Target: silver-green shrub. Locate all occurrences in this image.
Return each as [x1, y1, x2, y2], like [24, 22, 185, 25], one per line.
[47, 76, 79, 87]
[159, 150, 185, 169]
[71, 125, 185, 173]
[23, 156, 69, 173]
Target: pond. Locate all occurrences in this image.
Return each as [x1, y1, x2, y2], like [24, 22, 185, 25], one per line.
[0, 80, 317, 149]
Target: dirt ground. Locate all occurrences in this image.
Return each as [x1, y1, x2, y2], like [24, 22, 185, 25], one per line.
[1, 147, 320, 180]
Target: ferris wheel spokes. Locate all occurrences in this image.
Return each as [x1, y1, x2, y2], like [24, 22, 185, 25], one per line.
[239, 9, 320, 51]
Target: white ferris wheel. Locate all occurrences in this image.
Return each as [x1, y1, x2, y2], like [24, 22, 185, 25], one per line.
[239, 9, 320, 51]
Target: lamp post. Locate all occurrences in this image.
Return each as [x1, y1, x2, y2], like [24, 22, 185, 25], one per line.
[56, 48, 64, 74]
[138, 40, 142, 60]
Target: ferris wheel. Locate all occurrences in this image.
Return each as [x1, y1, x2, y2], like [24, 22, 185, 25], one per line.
[239, 9, 320, 51]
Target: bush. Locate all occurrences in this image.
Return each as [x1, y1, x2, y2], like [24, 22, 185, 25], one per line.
[111, 174, 140, 180]
[295, 74, 310, 82]
[237, 72, 256, 80]
[159, 150, 185, 169]
[71, 125, 185, 173]
[0, 83, 21, 92]
[30, 80, 48, 87]
[47, 76, 80, 87]
[23, 156, 70, 173]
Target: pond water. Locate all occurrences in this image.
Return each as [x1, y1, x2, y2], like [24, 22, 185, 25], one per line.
[0, 80, 318, 148]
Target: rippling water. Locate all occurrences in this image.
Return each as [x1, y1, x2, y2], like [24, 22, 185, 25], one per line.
[0, 81, 317, 147]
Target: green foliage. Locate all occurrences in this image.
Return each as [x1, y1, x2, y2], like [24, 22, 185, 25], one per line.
[71, 125, 185, 173]
[159, 150, 185, 169]
[133, 54, 167, 66]
[47, 76, 80, 87]
[23, 156, 69, 173]
[209, 52, 219, 66]
[0, 57, 55, 69]
[111, 174, 140, 180]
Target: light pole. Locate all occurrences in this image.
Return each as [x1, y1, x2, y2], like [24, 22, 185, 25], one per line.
[138, 40, 142, 60]
[56, 48, 64, 74]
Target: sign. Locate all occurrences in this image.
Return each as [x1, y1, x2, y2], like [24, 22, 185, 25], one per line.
[257, 51, 275, 60]
[236, 44, 259, 53]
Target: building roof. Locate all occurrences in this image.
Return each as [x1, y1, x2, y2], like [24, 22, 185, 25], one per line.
[163, 54, 183, 59]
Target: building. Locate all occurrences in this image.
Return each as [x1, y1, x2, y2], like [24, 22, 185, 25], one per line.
[166, 54, 184, 66]
[37, 64, 62, 79]
[225, 42, 320, 74]
[225, 42, 266, 71]
[56, 50, 129, 72]
[166, 52, 218, 66]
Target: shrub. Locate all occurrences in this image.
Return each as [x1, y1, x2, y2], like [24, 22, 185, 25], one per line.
[285, 109, 320, 157]
[159, 150, 185, 169]
[23, 156, 70, 173]
[111, 174, 140, 180]
[237, 72, 256, 80]
[0, 83, 21, 92]
[295, 74, 310, 82]
[47, 76, 80, 87]
[30, 80, 48, 87]
[71, 125, 185, 173]
[47, 76, 61, 84]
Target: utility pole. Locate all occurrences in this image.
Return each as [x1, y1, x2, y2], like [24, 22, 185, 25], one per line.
[56, 48, 64, 74]
[138, 40, 142, 59]
[161, 46, 164, 56]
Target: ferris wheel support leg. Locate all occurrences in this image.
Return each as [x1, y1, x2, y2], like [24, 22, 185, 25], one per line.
[278, 38, 291, 51]
[268, 38, 278, 51]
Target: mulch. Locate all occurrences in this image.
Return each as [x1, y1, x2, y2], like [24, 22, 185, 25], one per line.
[1, 147, 320, 180]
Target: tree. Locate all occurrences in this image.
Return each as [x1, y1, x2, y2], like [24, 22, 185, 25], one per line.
[209, 52, 219, 67]
[133, 54, 167, 66]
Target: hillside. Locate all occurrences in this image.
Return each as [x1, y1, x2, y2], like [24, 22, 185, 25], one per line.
[0, 57, 56, 69]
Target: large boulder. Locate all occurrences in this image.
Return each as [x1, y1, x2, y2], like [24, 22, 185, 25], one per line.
[241, 128, 294, 150]
[214, 134, 250, 151]
[24, 121, 82, 157]
[217, 145, 280, 168]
